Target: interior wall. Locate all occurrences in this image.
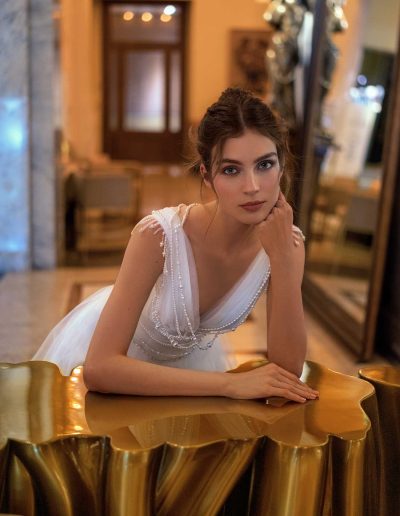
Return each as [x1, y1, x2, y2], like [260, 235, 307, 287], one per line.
[326, 0, 368, 104]
[363, 0, 400, 53]
[61, 0, 103, 159]
[187, 0, 267, 123]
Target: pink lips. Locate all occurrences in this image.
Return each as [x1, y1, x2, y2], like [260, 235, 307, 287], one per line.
[239, 201, 265, 212]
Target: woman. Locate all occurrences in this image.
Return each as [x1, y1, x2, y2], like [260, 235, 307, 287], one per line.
[33, 88, 318, 403]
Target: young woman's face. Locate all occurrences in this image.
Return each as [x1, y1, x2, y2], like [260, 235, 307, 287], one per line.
[209, 129, 282, 224]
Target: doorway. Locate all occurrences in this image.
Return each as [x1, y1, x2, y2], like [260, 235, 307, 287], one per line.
[103, 2, 187, 162]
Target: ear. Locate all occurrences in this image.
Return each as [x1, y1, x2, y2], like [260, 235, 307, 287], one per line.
[200, 164, 212, 188]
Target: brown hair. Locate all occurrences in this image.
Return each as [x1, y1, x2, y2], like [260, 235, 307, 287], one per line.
[189, 87, 292, 195]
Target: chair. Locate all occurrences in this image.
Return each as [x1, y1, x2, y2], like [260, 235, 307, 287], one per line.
[75, 172, 140, 258]
[342, 195, 378, 237]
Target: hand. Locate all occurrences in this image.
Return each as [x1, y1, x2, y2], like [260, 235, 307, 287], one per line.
[225, 362, 319, 402]
[254, 191, 295, 262]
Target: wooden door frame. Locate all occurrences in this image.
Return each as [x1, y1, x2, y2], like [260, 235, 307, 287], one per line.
[101, 0, 189, 160]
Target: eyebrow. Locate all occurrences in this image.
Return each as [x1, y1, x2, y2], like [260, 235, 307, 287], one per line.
[220, 152, 278, 164]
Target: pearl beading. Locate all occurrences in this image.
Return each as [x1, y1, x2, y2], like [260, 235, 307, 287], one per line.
[136, 206, 270, 361]
[292, 225, 306, 241]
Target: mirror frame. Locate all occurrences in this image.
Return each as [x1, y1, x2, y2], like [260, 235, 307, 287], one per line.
[298, 3, 400, 360]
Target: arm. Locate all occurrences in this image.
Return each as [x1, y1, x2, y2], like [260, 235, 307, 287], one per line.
[266, 238, 306, 376]
[256, 192, 307, 376]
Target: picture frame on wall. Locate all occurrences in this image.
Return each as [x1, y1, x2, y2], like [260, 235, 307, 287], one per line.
[230, 29, 272, 97]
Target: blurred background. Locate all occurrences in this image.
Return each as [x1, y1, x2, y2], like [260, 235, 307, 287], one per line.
[1, 0, 400, 370]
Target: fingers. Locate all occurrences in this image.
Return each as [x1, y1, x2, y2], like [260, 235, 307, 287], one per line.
[275, 378, 318, 400]
[276, 191, 290, 206]
[231, 363, 319, 402]
[264, 363, 319, 399]
[271, 387, 309, 403]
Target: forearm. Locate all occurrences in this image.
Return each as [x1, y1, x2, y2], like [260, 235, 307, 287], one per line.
[83, 354, 230, 397]
[266, 269, 307, 376]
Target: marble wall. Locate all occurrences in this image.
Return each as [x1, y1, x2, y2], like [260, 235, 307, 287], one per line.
[0, 0, 56, 273]
[0, 1, 30, 272]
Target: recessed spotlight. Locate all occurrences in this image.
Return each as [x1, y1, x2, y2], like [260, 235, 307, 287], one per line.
[160, 13, 172, 22]
[142, 12, 153, 22]
[123, 11, 134, 21]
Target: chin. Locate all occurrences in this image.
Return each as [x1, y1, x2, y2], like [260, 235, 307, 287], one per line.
[239, 205, 272, 221]
[237, 211, 268, 226]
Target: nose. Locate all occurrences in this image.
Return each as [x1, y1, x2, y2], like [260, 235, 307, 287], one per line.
[243, 171, 260, 194]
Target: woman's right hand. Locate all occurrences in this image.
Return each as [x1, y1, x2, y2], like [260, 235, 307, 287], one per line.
[225, 362, 319, 402]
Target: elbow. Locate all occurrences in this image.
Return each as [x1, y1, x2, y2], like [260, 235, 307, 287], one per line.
[294, 361, 305, 378]
[266, 353, 305, 378]
[291, 346, 307, 378]
[83, 361, 110, 393]
[280, 358, 304, 378]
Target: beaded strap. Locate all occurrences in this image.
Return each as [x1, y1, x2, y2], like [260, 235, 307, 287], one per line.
[135, 214, 166, 256]
[292, 225, 306, 243]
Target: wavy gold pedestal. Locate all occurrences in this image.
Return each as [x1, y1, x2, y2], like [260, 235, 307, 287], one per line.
[0, 361, 379, 515]
[359, 365, 400, 516]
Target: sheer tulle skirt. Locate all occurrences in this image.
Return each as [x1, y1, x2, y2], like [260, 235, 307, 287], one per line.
[32, 286, 234, 375]
[32, 286, 113, 375]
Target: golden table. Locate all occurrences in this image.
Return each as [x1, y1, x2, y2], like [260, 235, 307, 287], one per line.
[0, 361, 381, 515]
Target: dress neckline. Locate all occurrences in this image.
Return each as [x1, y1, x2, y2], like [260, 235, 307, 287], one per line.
[171, 205, 265, 320]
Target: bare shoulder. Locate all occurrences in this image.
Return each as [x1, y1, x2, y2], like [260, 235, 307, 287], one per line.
[115, 220, 165, 287]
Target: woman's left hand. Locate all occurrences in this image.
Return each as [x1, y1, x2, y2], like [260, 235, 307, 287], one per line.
[254, 191, 296, 264]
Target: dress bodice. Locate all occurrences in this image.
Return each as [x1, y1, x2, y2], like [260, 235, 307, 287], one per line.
[130, 205, 271, 363]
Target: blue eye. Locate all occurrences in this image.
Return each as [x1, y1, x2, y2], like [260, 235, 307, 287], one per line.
[257, 159, 275, 171]
[222, 166, 239, 176]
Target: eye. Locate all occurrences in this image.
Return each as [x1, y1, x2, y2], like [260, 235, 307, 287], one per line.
[222, 166, 239, 176]
[257, 159, 275, 171]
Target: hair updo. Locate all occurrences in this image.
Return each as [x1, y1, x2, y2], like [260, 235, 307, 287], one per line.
[189, 87, 292, 195]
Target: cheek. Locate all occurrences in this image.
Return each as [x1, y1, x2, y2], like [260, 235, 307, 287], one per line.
[263, 171, 280, 190]
[212, 178, 236, 199]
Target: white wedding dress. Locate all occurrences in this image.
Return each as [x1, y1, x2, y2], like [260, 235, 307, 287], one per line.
[32, 204, 271, 375]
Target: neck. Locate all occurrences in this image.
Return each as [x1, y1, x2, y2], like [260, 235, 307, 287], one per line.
[202, 201, 257, 252]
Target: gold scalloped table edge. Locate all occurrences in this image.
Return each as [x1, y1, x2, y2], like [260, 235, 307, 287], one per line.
[0, 360, 382, 516]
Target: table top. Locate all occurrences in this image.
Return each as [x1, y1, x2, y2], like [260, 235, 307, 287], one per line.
[0, 360, 374, 451]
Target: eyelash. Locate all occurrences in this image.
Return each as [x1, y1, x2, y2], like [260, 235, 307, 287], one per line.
[221, 160, 276, 175]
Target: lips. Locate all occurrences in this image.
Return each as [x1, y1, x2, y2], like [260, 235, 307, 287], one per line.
[239, 201, 266, 212]
[239, 201, 265, 207]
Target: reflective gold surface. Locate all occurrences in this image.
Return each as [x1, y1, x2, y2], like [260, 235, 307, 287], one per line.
[0, 361, 378, 515]
[359, 365, 400, 516]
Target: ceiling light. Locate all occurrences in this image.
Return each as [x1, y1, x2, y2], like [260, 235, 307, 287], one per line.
[142, 12, 153, 22]
[164, 5, 176, 15]
[123, 11, 134, 21]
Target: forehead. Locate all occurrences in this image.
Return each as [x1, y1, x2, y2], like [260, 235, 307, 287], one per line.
[221, 130, 277, 160]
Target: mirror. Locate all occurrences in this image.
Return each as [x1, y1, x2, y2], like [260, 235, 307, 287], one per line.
[304, 0, 400, 355]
